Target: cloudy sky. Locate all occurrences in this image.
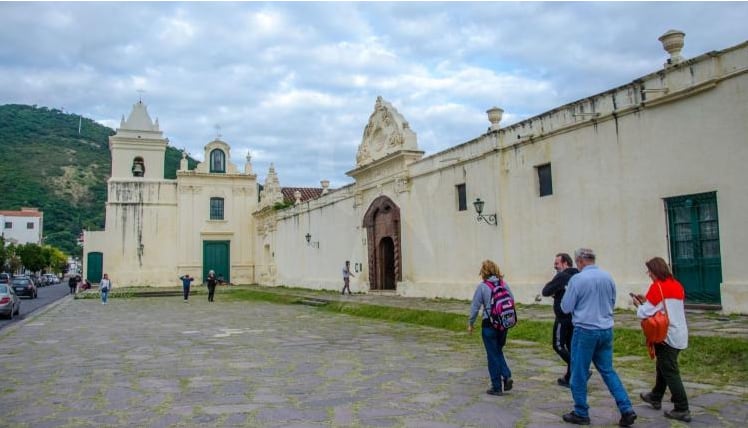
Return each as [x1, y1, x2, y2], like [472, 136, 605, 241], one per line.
[1, 2, 746, 188]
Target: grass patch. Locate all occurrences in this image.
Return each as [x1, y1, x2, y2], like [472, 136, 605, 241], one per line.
[74, 289, 135, 299]
[221, 286, 748, 386]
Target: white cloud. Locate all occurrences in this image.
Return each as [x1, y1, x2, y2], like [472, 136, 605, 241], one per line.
[1, 2, 747, 188]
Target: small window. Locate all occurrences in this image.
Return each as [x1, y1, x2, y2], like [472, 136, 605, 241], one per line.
[456, 183, 467, 211]
[537, 164, 553, 197]
[27, 222, 34, 229]
[4, 222, 11, 229]
[210, 149, 226, 173]
[210, 197, 224, 220]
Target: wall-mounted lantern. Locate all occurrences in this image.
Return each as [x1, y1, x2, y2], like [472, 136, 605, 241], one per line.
[473, 198, 498, 226]
[305, 233, 319, 248]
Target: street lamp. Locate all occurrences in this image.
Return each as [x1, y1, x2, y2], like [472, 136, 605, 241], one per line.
[473, 198, 498, 226]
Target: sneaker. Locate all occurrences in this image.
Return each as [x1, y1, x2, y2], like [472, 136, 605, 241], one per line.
[562, 411, 590, 425]
[639, 392, 662, 410]
[664, 409, 691, 422]
[503, 378, 513, 392]
[557, 377, 570, 388]
[619, 411, 637, 427]
[486, 388, 503, 396]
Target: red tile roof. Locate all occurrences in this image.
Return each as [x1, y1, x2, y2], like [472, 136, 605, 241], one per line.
[281, 187, 324, 204]
[0, 208, 42, 217]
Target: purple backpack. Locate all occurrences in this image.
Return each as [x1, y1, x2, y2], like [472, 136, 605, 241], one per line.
[484, 279, 517, 330]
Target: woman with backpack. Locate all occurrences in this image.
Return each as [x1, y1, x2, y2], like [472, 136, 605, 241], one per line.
[468, 259, 515, 396]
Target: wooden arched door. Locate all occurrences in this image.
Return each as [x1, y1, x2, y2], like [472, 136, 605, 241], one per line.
[363, 196, 401, 290]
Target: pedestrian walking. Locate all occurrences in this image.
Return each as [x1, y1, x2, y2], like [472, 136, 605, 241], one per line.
[541, 252, 579, 387]
[206, 270, 217, 302]
[99, 273, 112, 305]
[180, 274, 194, 302]
[633, 257, 691, 422]
[560, 248, 637, 426]
[68, 275, 77, 295]
[468, 259, 514, 396]
[341, 261, 354, 295]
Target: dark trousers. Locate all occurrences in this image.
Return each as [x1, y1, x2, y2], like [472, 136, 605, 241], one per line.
[207, 284, 216, 302]
[69, 285, 76, 294]
[342, 277, 351, 294]
[651, 342, 689, 411]
[553, 317, 574, 380]
[183, 285, 190, 300]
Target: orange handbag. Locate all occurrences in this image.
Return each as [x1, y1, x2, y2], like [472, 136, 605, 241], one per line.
[641, 281, 669, 359]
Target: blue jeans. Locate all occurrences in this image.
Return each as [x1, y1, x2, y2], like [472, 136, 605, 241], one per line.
[101, 289, 109, 303]
[481, 325, 511, 391]
[570, 327, 633, 418]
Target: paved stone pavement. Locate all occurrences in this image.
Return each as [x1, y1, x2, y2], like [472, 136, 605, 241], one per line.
[0, 295, 746, 427]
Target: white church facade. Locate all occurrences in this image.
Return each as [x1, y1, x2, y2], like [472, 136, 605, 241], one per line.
[84, 32, 748, 314]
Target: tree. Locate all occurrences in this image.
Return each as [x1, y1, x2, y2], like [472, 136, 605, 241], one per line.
[17, 243, 46, 273]
[45, 246, 68, 274]
[0, 236, 7, 271]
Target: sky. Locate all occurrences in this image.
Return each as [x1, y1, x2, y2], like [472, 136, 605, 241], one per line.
[1, 2, 746, 188]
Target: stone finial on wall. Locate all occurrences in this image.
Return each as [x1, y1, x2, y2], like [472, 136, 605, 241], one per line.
[487, 107, 504, 131]
[294, 190, 302, 205]
[179, 150, 188, 171]
[244, 151, 253, 174]
[320, 180, 330, 195]
[659, 29, 686, 67]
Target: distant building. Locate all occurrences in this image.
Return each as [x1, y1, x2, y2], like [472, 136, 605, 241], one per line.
[0, 207, 43, 245]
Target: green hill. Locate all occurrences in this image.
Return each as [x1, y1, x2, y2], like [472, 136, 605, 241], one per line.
[0, 104, 197, 256]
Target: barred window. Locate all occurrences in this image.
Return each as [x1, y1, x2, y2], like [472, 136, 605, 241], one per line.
[210, 197, 224, 220]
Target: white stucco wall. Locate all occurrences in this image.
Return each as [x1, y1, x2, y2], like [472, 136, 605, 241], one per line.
[263, 41, 748, 313]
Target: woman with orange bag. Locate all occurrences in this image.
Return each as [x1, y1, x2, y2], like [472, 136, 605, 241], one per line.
[632, 257, 691, 422]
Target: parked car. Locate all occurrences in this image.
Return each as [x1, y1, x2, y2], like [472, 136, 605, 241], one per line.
[0, 273, 10, 284]
[42, 274, 60, 285]
[0, 284, 21, 319]
[11, 276, 37, 299]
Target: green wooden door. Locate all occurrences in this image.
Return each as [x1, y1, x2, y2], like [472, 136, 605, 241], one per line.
[87, 252, 103, 283]
[203, 241, 230, 284]
[666, 192, 722, 305]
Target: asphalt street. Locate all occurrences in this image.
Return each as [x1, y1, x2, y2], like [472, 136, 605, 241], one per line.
[0, 280, 70, 331]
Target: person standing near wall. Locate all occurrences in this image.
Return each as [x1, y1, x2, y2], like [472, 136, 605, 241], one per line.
[180, 274, 194, 302]
[99, 273, 112, 305]
[560, 248, 636, 426]
[206, 270, 217, 303]
[542, 252, 579, 387]
[633, 257, 691, 422]
[341, 261, 354, 295]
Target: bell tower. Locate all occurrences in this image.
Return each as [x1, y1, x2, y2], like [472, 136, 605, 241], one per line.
[109, 101, 167, 180]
